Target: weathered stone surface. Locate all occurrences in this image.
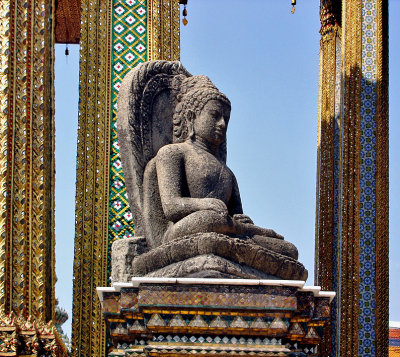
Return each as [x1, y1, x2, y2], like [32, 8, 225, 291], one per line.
[145, 254, 279, 279]
[111, 237, 148, 283]
[131, 233, 307, 281]
[116, 60, 308, 281]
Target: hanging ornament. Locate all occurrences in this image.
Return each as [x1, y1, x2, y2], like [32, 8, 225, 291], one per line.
[65, 44, 69, 64]
[182, 7, 188, 26]
[179, 0, 188, 26]
[291, 0, 296, 14]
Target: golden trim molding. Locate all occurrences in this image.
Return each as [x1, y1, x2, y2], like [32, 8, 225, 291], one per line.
[375, 0, 389, 355]
[148, 0, 180, 61]
[0, 0, 56, 323]
[71, 0, 113, 355]
[0, 0, 11, 314]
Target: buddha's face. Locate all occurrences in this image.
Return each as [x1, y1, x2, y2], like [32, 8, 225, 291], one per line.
[193, 99, 231, 146]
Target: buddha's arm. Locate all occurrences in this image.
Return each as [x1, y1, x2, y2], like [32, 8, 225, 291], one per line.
[156, 145, 228, 222]
[228, 172, 283, 238]
[228, 173, 255, 224]
[227, 173, 244, 216]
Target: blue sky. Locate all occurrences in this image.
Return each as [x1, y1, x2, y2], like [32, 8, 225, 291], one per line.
[54, 1, 400, 338]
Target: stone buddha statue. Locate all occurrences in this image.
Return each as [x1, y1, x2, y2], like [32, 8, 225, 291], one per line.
[114, 61, 307, 281]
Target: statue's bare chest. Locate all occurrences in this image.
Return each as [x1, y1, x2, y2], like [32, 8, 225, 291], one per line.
[183, 149, 232, 201]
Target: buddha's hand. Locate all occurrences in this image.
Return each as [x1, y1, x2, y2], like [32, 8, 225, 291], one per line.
[233, 214, 254, 225]
[201, 198, 228, 218]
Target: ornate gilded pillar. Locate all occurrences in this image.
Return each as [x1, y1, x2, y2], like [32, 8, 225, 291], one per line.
[315, 0, 389, 356]
[316, 2, 343, 355]
[71, 1, 180, 355]
[0, 0, 56, 323]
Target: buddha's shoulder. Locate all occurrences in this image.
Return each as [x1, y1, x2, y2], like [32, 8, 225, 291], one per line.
[156, 142, 188, 158]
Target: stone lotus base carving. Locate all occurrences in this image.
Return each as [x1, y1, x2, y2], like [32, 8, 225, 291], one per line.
[98, 278, 335, 357]
[111, 233, 308, 283]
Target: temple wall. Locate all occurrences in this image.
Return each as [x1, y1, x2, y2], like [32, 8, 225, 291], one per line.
[316, 0, 389, 355]
[71, 1, 180, 355]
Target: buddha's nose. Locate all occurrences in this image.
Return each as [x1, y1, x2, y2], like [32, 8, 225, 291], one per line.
[217, 117, 226, 129]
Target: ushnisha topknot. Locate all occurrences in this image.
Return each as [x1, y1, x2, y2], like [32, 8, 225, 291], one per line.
[172, 75, 231, 143]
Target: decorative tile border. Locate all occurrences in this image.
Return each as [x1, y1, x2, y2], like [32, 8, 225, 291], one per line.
[150, 335, 282, 346]
[359, 0, 377, 355]
[99, 279, 334, 356]
[138, 285, 297, 311]
[108, 0, 148, 279]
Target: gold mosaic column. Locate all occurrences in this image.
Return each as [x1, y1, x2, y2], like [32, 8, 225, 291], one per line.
[315, 2, 342, 355]
[315, 0, 389, 356]
[148, 0, 180, 61]
[0, 0, 56, 323]
[71, 1, 179, 355]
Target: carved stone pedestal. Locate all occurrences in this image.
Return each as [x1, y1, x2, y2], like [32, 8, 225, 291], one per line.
[97, 278, 334, 356]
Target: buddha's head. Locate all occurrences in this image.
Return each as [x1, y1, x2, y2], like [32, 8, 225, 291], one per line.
[173, 75, 231, 150]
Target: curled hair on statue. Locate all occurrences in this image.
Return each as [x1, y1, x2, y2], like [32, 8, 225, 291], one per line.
[172, 104, 188, 143]
[186, 110, 196, 140]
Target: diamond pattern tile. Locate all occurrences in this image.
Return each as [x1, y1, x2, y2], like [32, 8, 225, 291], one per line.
[108, 0, 148, 279]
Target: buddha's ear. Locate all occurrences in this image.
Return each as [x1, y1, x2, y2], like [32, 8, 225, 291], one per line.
[186, 110, 195, 139]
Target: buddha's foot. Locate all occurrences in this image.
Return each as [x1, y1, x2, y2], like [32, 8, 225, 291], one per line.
[131, 232, 308, 281]
[251, 235, 298, 260]
[146, 254, 281, 280]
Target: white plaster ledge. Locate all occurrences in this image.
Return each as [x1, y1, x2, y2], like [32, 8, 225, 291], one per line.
[97, 277, 336, 304]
